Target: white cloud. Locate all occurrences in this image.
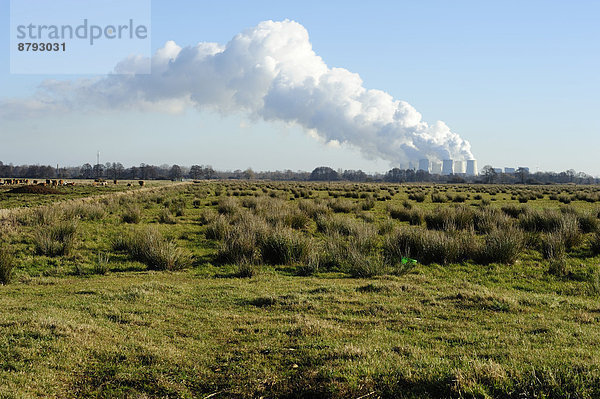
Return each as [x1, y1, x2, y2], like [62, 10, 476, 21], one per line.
[0, 19, 474, 164]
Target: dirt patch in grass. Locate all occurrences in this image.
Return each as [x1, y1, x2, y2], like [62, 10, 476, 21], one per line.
[8, 185, 62, 195]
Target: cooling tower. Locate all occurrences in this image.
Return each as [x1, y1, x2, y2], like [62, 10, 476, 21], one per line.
[418, 159, 430, 172]
[442, 159, 454, 175]
[466, 159, 478, 176]
[431, 162, 442, 175]
[454, 160, 466, 174]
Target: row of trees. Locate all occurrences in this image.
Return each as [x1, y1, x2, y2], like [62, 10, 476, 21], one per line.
[0, 161, 598, 184]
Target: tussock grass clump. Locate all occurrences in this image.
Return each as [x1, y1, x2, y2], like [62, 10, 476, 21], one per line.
[216, 214, 268, 265]
[540, 233, 566, 260]
[64, 202, 106, 221]
[170, 200, 186, 217]
[346, 249, 385, 278]
[236, 260, 259, 278]
[34, 221, 77, 256]
[198, 208, 218, 225]
[112, 227, 190, 271]
[24, 206, 61, 226]
[316, 214, 363, 236]
[259, 227, 310, 265]
[93, 252, 110, 275]
[474, 207, 512, 234]
[328, 198, 357, 213]
[285, 211, 311, 230]
[431, 192, 447, 203]
[204, 215, 230, 240]
[384, 227, 468, 265]
[501, 204, 528, 218]
[478, 228, 524, 264]
[217, 198, 239, 215]
[388, 206, 424, 226]
[0, 246, 15, 285]
[590, 232, 600, 256]
[518, 208, 564, 232]
[425, 206, 474, 232]
[578, 213, 599, 233]
[121, 205, 142, 224]
[157, 208, 176, 224]
[298, 200, 329, 219]
[408, 192, 426, 202]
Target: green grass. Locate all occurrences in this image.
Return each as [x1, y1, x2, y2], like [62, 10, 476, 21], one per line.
[1, 181, 600, 397]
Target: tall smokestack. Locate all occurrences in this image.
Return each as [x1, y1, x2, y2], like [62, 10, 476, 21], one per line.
[442, 159, 454, 175]
[466, 159, 478, 176]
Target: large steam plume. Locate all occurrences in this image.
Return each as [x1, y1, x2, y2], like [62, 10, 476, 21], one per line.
[2, 20, 474, 164]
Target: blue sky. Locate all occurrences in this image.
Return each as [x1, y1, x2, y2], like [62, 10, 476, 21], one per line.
[1, 0, 599, 175]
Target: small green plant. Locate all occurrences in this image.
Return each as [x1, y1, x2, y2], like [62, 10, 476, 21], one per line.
[236, 259, 258, 278]
[548, 257, 569, 277]
[93, 252, 110, 275]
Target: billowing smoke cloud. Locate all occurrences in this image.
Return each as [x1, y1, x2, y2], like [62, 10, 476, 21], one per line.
[1, 20, 474, 164]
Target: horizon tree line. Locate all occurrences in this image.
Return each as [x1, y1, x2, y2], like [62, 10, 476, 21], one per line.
[0, 161, 597, 185]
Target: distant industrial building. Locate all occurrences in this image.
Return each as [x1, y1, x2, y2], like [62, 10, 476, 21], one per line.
[493, 168, 502, 174]
[431, 162, 442, 175]
[504, 167, 515, 174]
[466, 160, 478, 176]
[442, 160, 454, 175]
[454, 160, 466, 174]
[418, 159, 430, 172]
[519, 167, 530, 173]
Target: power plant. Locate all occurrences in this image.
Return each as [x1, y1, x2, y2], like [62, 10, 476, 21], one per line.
[442, 160, 454, 175]
[401, 158, 480, 176]
[466, 160, 478, 176]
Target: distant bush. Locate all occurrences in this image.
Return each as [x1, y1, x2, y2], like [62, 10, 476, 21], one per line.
[34, 221, 77, 256]
[0, 246, 15, 285]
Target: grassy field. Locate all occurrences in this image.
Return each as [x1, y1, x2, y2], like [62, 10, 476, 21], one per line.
[1, 181, 600, 398]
